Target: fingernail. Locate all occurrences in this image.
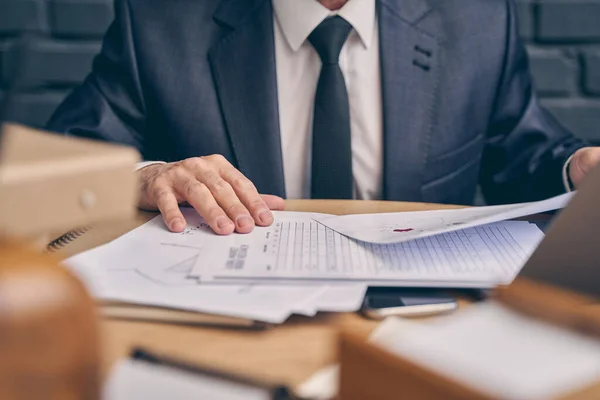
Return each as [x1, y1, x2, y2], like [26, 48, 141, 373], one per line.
[216, 217, 233, 230]
[258, 209, 273, 224]
[170, 218, 185, 231]
[236, 215, 254, 229]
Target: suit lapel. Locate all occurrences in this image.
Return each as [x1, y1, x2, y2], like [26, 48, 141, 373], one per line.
[209, 0, 286, 197]
[379, 0, 440, 201]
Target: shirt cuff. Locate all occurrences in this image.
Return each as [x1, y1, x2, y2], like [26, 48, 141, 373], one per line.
[562, 154, 576, 192]
[135, 161, 166, 171]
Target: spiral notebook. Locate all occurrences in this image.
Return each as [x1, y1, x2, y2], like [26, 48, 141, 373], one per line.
[47, 227, 93, 253]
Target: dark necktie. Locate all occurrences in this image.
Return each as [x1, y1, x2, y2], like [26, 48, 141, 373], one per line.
[308, 16, 353, 199]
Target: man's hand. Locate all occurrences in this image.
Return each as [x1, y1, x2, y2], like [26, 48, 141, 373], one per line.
[138, 155, 284, 234]
[569, 147, 600, 188]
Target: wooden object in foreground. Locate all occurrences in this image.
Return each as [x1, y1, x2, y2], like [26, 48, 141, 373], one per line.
[339, 330, 492, 400]
[0, 242, 100, 399]
[495, 279, 600, 338]
[338, 278, 600, 400]
[0, 124, 141, 398]
[0, 124, 139, 239]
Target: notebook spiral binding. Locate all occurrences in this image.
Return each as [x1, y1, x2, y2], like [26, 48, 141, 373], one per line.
[47, 226, 93, 252]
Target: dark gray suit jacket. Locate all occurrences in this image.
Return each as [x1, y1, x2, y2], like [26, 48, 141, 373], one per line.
[47, 0, 587, 204]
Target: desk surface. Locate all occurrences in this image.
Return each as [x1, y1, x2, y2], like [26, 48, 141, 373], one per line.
[63, 200, 465, 387]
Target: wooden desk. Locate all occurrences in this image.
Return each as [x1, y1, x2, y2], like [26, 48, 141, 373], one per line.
[59, 200, 464, 388]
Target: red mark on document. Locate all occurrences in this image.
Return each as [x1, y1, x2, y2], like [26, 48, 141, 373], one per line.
[394, 228, 414, 233]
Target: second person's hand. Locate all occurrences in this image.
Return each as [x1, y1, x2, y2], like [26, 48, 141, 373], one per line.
[137, 155, 285, 234]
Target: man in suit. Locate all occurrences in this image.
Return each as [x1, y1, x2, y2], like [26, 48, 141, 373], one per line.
[48, 0, 600, 235]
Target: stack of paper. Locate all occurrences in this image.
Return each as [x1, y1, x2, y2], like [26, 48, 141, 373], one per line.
[66, 229, 367, 324]
[65, 193, 572, 324]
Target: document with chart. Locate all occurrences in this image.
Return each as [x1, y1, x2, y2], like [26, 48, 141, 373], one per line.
[189, 194, 574, 287]
[65, 209, 368, 324]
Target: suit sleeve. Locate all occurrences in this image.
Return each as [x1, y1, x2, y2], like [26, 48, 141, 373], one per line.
[479, 0, 588, 204]
[46, 0, 147, 155]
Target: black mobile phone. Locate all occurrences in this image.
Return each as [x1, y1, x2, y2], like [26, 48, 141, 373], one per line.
[361, 288, 458, 320]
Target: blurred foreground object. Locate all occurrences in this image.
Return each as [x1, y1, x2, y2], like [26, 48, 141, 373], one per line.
[0, 242, 100, 399]
[338, 278, 600, 400]
[0, 123, 140, 399]
[0, 124, 140, 238]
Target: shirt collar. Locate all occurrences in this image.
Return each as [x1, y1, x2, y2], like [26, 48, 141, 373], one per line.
[272, 0, 376, 52]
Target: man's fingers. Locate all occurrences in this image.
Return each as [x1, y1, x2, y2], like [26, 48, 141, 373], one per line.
[193, 171, 255, 233]
[154, 188, 186, 232]
[145, 157, 277, 235]
[176, 178, 235, 235]
[570, 148, 600, 187]
[580, 148, 600, 174]
[261, 194, 285, 211]
[218, 167, 273, 227]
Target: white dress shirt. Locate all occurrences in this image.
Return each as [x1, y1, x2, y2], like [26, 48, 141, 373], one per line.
[138, 0, 573, 198]
[273, 0, 382, 200]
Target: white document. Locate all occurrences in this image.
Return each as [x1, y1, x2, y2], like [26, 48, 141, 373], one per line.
[375, 303, 600, 400]
[316, 192, 571, 244]
[289, 286, 329, 316]
[194, 214, 545, 288]
[309, 285, 368, 312]
[295, 365, 340, 400]
[104, 359, 271, 400]
[288, 284, 368, 316]
[64, 209, 367, 323]
[67, 243, 327, 323]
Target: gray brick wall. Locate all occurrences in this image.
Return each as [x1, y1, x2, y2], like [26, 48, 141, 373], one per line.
[0, 0, 599, 142]
[521, 0, 600, 142]
[0, 0, 112, 127]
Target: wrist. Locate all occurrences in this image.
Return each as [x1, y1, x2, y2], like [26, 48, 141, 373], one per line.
[135, 161, 166, 171]
[137, 163, 168, 210]
[563, 153, 577, 192]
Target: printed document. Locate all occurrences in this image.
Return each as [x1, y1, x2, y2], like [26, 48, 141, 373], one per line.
[192, 216, 544, 287]
[315, 192, 571, 244]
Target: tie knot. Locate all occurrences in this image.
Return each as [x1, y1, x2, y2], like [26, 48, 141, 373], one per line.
[308, 16, 353, 65]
